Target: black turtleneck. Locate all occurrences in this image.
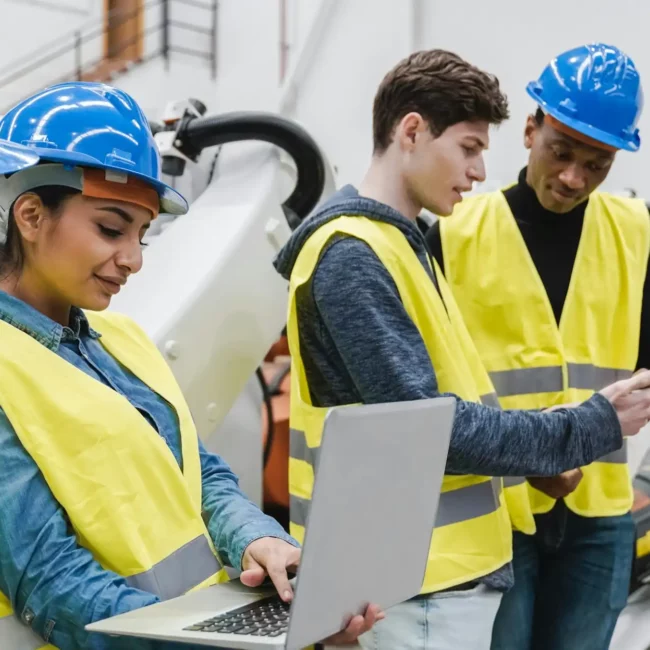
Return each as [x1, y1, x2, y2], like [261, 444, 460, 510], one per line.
[425, 167, 650, 371]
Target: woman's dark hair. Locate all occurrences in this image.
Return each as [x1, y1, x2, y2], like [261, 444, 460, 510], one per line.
[0, 185, 80, 276]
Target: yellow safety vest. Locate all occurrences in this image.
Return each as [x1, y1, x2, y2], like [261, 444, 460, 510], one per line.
[287, 215, 514, 594]
[0, 311, 229, 650]
[441, 191, 650, 518]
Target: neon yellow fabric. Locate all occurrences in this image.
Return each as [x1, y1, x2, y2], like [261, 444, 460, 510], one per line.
[0, 311, 228, 648]
[287, 216, 513, 594]
[441, 191, 650, 518]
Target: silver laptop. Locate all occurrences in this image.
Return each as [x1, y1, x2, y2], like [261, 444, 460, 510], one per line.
[86, 396, 456, 649]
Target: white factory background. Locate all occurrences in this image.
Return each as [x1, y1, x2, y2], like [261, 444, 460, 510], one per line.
[1, 0, 649, 197]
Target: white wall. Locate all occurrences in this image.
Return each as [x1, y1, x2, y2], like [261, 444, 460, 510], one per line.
[116, 0, 218, 118]
[115, 56, 217, 119]
[0, 0, 101, 111]
[422, 0, 650, 196]
[213, 0, 281, 113]
[0, 0, 216, 115]
[2, 0, 649, 196]
[290, 0, 413, 185]
[201, 0, 412, 186]
[196, 0, 650, 197]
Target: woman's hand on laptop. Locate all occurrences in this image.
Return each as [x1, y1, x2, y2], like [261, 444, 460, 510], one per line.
[240, 537, 385, 644]
[241, 537, 301, 601]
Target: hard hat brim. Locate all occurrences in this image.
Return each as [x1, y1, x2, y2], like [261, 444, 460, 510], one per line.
[0, 141, 41, 175]
[526, 83, 641, 152]
[0, 144, 188, 215]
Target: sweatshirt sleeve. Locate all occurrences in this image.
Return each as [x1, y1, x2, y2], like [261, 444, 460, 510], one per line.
[311, 237, 622, 477]
[199, 440, 298, 570]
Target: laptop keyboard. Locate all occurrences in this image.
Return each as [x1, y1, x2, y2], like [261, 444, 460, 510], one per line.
[183, 595, 290, 637]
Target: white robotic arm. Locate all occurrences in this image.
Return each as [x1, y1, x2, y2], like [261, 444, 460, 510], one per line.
[109, 104, 335, 484]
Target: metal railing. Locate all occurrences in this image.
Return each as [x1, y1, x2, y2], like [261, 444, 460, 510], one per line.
[0, 0, 218, 111]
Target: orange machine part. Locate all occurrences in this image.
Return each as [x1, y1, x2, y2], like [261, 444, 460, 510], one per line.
[264, 335, 289, 361]
[262, 336, 291, 516]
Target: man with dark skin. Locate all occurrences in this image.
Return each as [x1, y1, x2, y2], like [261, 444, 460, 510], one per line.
[427, 43, 648, 650]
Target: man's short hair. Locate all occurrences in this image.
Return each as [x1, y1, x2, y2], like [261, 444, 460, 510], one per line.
[372, 49, 509, 153]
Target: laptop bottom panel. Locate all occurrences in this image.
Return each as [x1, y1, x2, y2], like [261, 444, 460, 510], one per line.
[86, 581, 285, 648]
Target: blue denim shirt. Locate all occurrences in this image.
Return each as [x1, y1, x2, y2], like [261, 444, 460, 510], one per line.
[0, 291, 296, 650]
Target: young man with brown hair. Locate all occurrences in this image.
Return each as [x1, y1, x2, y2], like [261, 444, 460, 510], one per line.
[427, 43, 647, 650]
[274, 49, 650, 649]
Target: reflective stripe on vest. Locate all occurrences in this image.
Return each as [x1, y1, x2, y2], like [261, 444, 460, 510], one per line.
[487, 363, 630, 467]
[503, 476, 526, 488]
[290, 480, 502, 528]
[488, 364, 632, 397]
[0, 614, 49, 650]
[290, 428, 502, 527]
[441, 191, 649, 518]
[489, 366, 562, 396]
[600, 444, 628, 464]
[568, 364, 632, 390]
[480, 393, 500, 408]
[125, 535, 222, 600]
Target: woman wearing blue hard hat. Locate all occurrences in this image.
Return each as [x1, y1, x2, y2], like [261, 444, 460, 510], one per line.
[427, 43, 646, 649]
[0, 82, 381, 650]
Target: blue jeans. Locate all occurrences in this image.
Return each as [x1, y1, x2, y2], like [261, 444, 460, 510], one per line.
[491, 501, 635, 650]
[359, 584, 503, 650]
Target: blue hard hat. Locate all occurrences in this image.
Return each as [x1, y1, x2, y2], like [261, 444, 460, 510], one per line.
[0, 82, 187, 214]
[526, 43, 643, 152]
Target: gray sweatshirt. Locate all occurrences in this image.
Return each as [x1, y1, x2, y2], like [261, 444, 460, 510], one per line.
[273, 185, 623, 590]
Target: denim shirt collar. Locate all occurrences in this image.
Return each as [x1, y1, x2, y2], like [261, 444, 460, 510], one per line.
[0, 291, 101, 351]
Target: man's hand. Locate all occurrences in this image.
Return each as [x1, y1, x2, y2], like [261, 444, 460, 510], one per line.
[528, 469, 583, 499]
[241, 538, 385, 645]
[599, 369, 650, 437]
